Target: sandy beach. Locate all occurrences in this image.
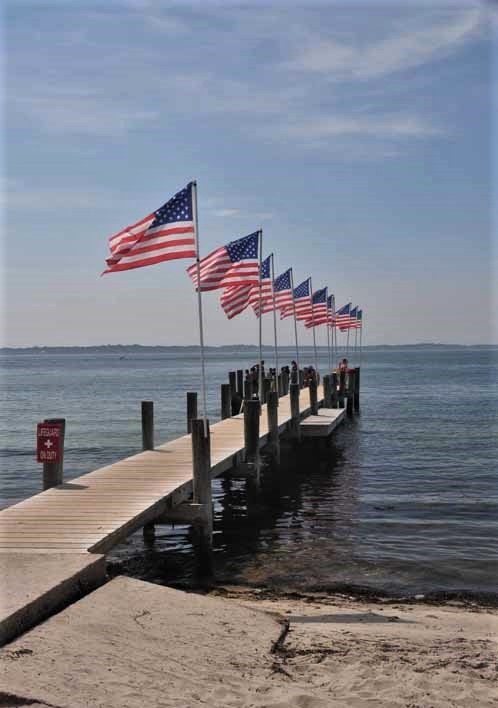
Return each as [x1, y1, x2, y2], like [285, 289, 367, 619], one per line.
[1, 576, 496, 708]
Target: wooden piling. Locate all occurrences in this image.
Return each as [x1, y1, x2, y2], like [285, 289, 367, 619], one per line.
[309, 378, 318, 415]
[244, 375, 253, 400]
[236, 369, 244, 396]
[299, 369, 304, 389]
[141, 402, 155, 540]
[354, 366, 360, 412]
[331, 372, 339, 409]
[244, 399, 261, 479]
[346, 369, 355, 417]
[42, 418, 66, 490]
[266, 391, 280, 467]
[289, 383, 301, 442]
[229, 371, 236, 393]
[282, 370, 289, 395]
[221, 384, 231, 420]
[323, 374, 332, 408]
[263, 377, 272, 404]
[191, 418, 213, 575]
[277, 373, 284, 397]
[338, 370, 346, 408]
[186, 392, 198, 433]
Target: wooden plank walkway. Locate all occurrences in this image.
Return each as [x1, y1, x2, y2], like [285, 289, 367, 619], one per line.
[0, 385, 325, 555]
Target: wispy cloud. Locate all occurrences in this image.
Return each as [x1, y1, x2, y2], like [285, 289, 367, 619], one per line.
[285, 8, 483, 79]
[213, 209, 241, 218]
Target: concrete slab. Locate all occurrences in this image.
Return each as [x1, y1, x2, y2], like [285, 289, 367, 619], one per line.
[0, 552, 106, 646]
[0, 576, 281, 708]
[301, 408, 345, 437]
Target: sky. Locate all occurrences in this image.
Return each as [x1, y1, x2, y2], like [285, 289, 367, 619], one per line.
[2, 0, 496, 346]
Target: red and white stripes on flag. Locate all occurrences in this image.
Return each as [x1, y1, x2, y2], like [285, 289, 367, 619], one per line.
[220, 284, 253, 319]
[187, 231, 259, 292]
[102, 182, 196, 274]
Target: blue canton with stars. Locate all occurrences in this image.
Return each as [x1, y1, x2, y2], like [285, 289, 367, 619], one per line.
[226, 232, 259, 262]
[151, 182, 193, 228]
[336, 302, 351, 315]
[273, 268, 292, 292]
[293, 279, 310, 299]
[312, 287, 327, 304]
[350, 306, 358, 318]
[357, 309, 362, 320]
[261, 255, 271, 279]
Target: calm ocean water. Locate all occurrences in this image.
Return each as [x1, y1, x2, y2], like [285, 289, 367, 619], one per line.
[1, 347, 497, 598]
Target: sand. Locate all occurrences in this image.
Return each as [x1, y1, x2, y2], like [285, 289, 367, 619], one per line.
[0, 577, 496, 707]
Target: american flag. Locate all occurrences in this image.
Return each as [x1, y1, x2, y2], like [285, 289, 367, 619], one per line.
[273, 268, 293, 312]
[305, 287, 328, 328]
[335, 302, 353, 329]
[220, 284, 253, 319]
[103, 182, 196, 274]
[281, 278, 311, 321]
[327, 294, 336, 327]
[340, 305, 358, 330]
[351, 307, 363, 329]
[250, 254, 272, 308]
[187, 231, 260, 292]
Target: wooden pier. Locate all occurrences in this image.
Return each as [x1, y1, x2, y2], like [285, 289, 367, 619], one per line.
[0, 371, 358, 644]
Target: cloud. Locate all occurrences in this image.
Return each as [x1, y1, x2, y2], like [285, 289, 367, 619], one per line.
[280, 113, 442, 140]
[213, 209, 241, 217]
[286, 7, 483, 79]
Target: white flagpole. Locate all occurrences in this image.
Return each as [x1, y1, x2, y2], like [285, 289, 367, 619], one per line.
[310, 278, 318, 376]
[359, 315, 364, 367]
[290, 269, 300, 381]
[258, 229, 263, 401]
[191, 181, 208, 429]
[270, 254, 279, 391]
[354, 326, 358, 366]
[327, 314, 331, 372]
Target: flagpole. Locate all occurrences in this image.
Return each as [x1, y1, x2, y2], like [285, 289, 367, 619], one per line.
[310, 277, 318, 376]
[270, 254, 279, 391]
[327, 316, 331, 372]
[191, 181, 208, 429]
[258, 229, 263, 402]
[359, 315, 363, 367]
[290, 269, 300, 380]
[354, 327, 358, 366]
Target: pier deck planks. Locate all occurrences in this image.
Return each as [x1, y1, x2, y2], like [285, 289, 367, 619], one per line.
[0, 386, 321, 555]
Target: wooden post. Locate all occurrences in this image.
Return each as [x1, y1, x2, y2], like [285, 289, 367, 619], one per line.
[282, 370, 289, 395]
[244, 399, 261, 480]
[354, 366, 360, 412]
[244, 375, 253, 400]
[141, 402, 155, 540]
[263, 377, 271, 404]
[323, 374, 332, 408]
[277, 373, 284, 397]
[346, 369, 355, 417]
[338, 370, 346, 408]
[186, 392, 197, 433]
[299, 369, 304, 389]
[42, 418, 65, 490]
[331, 372, 339, 409]
[141, 401, 154, 449]
[191, 418, 213, 576]
[267, 391, 280, 468]
[221, 384, 231, 419]
[236, 369, 244, 396]
[309, 378, 318, 415]
[229, 371, 236, 393]
[289, 383, 301, 442]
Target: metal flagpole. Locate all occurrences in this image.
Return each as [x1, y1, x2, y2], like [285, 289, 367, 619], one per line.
[290, 269, 300, 380]
[346, 327, 350, 359]
[359, 315, 363, 367]
[270, 254, 279, 391]
[258, 230, 263, 402]
[354, 327, 358, 366]
[326, 320, 331, 371]
[310, 278, 318, 376]
[191, 181, 208, 430]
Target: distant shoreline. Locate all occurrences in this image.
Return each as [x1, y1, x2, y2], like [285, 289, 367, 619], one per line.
[1, 343, 497, 353]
